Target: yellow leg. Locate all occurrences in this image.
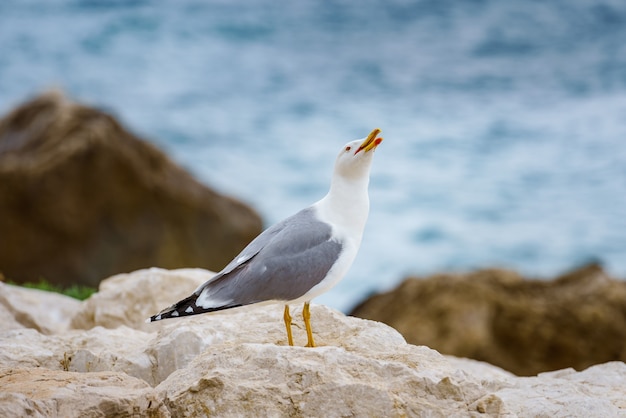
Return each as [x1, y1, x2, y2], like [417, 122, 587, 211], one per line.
[284, 305, 294, 346]
[303, 302, 316, 348]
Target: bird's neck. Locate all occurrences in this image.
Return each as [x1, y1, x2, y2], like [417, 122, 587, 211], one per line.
[317, 175, 370, 235]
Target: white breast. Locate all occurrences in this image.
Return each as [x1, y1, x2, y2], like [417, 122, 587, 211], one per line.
[289, 200, 366, 304]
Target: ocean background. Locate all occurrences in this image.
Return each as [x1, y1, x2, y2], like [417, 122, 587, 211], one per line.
[1, 0, 625, 312]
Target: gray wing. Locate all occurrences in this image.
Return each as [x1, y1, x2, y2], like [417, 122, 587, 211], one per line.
[197, 206, 343, 306]
[148, 207, 343, 321]
[212, 209, 294, 279]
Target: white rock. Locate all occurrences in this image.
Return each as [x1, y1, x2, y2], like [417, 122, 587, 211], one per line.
[0, 282, 82, 334]
[156, 342, 481, 417]
[0, 367, 168, 418]
[0, 301, 24, 333]
[156, 342, 626, 417]
[146, 303, 409, 385]
[0, 328, 70, 370]
[0, 326, 158, 384]
[70, 267, 212, 331]
[1, 268, 625, 417]
[473, 363, 626, 416]
[2, 298, 409, 387]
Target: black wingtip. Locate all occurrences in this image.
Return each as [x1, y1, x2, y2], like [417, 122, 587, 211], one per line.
[146, 293, 244, 324]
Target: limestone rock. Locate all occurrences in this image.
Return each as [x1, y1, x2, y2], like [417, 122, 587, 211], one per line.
[155, 341, 626, 417]
[1, 267, 626, 417]
[0, 367, 168, 418]
[0, 91, 262, 287]
[5, 277, 409, 386]
[70, 267, 211, 331]
[0, 326, 158, 384]
[350, 263, 626, 376]
[156, 343, 485, 417]
[0, 282, 81, 334]
[471, 362, 626, 417]
[0, 302, 24, 333]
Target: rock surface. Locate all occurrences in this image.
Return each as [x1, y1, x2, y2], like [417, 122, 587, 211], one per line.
[0, 92, 262, 287]
[0, 367, 168, 418]
[1, 268, 626, 417]
[156, 345, 626, 418]
[69, 267, 210, 332]
[350, 263, 626, 376]
[0, 282, 81, 334]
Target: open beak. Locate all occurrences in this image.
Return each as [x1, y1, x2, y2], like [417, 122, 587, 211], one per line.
[356, 128, 383, 154]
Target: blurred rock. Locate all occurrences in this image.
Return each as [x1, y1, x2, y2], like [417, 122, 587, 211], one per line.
[0, 303, 24, 334]
[350, 263, 626, 376]
[1, 267, 625, 417]
[0, 282, 81, 334]
[69, 267, 210, 332]
[0, 91, 262, 287]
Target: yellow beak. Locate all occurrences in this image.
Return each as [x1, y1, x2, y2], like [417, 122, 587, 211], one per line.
[357, 128, 383, 153]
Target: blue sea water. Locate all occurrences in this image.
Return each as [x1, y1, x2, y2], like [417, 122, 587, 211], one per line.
[1, 0, 625, 311]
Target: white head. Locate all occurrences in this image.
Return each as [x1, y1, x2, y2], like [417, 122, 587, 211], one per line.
[333, 128, 384, 181]
[317, 128, 383, 232]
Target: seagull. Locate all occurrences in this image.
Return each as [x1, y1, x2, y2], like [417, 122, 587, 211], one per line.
[147, 128, 383, 347]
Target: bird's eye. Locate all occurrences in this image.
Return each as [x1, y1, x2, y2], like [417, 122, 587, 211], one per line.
[345, 146, 351, 152]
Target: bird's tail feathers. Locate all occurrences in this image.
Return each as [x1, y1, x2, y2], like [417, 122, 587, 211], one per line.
[146, 293, 241, 322]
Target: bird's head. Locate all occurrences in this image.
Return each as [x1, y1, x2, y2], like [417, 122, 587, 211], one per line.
[334, 128, 384, 180]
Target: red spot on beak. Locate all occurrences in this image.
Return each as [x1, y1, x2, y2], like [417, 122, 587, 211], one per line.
[355, 136, 383, 154]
